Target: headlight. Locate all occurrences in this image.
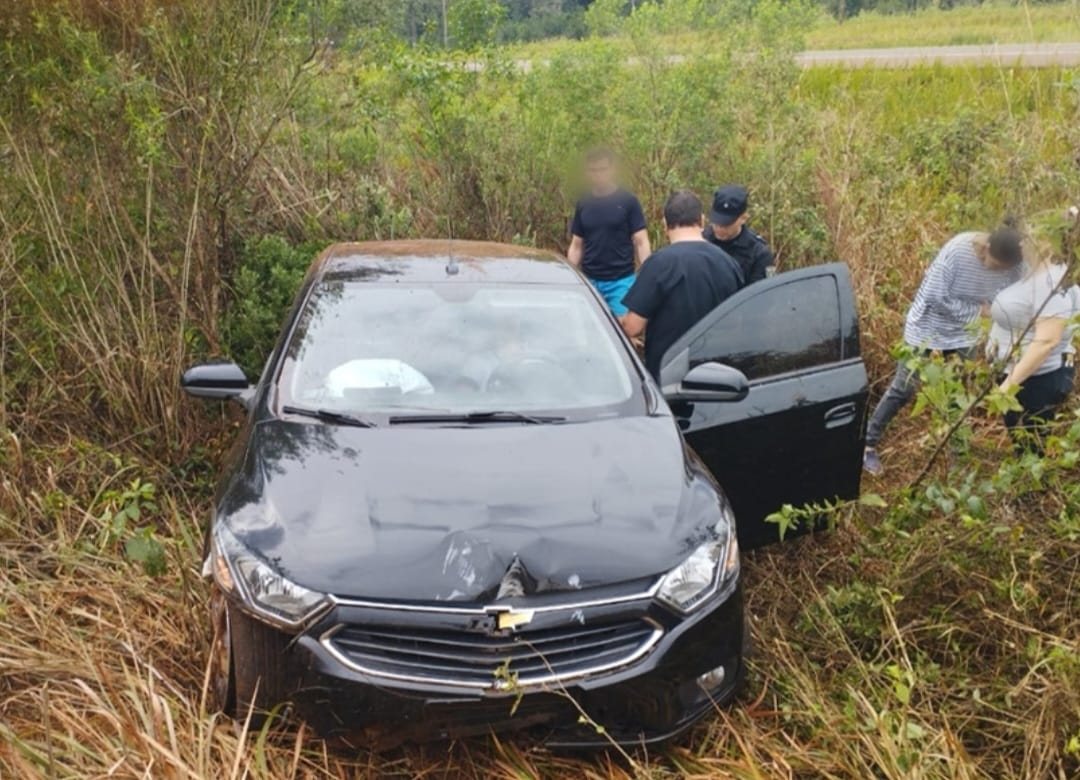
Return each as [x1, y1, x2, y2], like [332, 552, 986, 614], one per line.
[210, 523, 329, 629]
[656, 516, 739, 614]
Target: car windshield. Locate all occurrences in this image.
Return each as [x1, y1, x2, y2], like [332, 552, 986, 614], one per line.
[276, 280, 638, 418]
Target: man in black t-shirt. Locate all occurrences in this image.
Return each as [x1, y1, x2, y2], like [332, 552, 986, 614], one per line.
[703, 185, 774, 286]
[622, 190, 743, 380]
[568, 148, 651, 316]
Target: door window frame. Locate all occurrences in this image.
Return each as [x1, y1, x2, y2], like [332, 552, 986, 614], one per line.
[659, 263, 861, 393]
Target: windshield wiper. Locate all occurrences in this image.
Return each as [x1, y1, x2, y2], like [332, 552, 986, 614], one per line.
[281, 405, 377, 428]
[389, 410, 566, 425]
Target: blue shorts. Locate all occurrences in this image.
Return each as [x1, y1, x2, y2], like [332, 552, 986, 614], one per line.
[589, 274, 636, 317]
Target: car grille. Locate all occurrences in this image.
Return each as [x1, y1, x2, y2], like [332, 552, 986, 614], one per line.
[325, 619, 662, 690]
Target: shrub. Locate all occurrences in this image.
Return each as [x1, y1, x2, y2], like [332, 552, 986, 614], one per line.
[0, 0, 323, 443]
[222, 235, 325, 378]
[3, 4, 1080, 778]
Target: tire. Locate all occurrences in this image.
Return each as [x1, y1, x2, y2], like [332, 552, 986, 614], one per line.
[208, 586, 236, 716]
[209, 587, 297, 729]
[734, 613, 753, 699]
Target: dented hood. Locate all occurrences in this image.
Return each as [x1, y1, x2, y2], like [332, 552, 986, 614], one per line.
[219, 415, 712, 601]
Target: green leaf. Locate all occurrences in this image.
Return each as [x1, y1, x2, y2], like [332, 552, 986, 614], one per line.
[859, 492, 888, 508]
[1066, 733, 1080, 757]
[904, 721, 926, 740]
[986, 386, 1023, 415]
[920, 362, 943, 384]
[911, 393, 929, 416]
[765, 504, 799, 540]
[125, 529, 167, 577]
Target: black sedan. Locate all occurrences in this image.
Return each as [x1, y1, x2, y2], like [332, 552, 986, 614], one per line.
[183, 240, 867, 747]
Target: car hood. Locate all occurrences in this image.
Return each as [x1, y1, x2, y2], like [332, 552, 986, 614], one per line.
[218, 415, 718, 602]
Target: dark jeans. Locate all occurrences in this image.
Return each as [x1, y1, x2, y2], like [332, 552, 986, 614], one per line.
[865, 346, 977, 449]
[1005, 364, 1075, 451]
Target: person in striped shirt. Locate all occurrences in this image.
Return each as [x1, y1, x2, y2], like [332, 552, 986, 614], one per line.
[863, 228, 1024, 475]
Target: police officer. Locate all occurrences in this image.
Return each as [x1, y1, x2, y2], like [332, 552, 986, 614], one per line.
[704, 185, 774, 286]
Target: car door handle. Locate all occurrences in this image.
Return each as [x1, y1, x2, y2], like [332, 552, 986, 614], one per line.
[824, 402, 857, 429]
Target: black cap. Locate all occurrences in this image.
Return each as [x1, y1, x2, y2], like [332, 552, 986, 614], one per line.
[709, 185, 749, 227]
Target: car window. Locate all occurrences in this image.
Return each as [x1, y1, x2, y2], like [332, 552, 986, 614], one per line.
[276, 281, 637, 416]
[686, 275, 843, 381]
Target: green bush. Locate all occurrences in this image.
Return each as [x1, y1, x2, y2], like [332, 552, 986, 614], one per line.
[0, 0, 323, 442]
[449, 0, 507, 48]
[222, 235, 326, 378]
[3, 3, 1080, 779]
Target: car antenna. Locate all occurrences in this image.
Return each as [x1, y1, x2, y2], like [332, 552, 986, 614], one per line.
[445, 213, 459, 276]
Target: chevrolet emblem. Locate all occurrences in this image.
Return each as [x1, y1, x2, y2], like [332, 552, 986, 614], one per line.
[494, 608, 534, 632]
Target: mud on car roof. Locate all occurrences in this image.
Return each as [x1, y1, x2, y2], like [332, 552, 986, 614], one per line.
[316, 239, 578, 285]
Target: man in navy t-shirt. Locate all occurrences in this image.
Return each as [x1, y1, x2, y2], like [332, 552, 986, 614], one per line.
[567, 148, 651, 316]
[621, 190, 743, 380]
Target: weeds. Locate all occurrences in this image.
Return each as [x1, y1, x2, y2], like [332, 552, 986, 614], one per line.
[1, 1, 1079, 778]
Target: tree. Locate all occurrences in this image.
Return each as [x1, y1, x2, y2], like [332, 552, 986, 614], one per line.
[402, 0, 445, 45]
[448, 0, 507, 47]
[584, 0, 626, 36]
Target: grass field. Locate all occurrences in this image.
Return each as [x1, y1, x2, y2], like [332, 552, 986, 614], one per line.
[807, 1, 1080, 50]
[509, 1, 1080, 60]
[2, 2, 1079, 778]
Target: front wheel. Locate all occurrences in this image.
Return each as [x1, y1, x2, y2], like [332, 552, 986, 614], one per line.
[208, 586, 236, 716]
[208, 587, 296, 728]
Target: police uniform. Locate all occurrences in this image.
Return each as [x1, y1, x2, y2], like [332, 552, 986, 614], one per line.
[703, 185, 775, 286]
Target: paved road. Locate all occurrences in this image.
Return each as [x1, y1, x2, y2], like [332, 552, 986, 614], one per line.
[494, 43, 1080, 73]
[796, 43, 1080, 68]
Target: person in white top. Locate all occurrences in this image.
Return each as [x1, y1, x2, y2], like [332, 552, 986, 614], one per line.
[988, 225, 1080, 449]
[862, 227, 1024, 475]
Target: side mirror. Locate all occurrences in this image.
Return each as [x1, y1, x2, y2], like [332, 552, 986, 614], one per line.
[181, 361, 252, 404]
[663, 362, 749, 403]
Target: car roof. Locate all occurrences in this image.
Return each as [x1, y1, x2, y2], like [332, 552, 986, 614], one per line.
[314, 240, 580, 285]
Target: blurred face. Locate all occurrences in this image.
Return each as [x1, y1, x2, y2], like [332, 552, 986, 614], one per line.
[711, 213, 747, 241]
[983, 253, 1013, 272]
[585, 158, 616, 193]
[978, 241, 1019, 272]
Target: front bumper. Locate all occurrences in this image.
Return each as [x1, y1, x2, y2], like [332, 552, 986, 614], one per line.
[240, 583, 744, 748]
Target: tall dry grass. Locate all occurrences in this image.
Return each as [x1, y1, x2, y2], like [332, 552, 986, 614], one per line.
[2, 430, 1076, 778]
[1, 2, 1079, 778]
[0, 0, 322, 447]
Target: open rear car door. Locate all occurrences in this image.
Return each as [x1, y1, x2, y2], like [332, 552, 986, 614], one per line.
[659, 263, 868, 550]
